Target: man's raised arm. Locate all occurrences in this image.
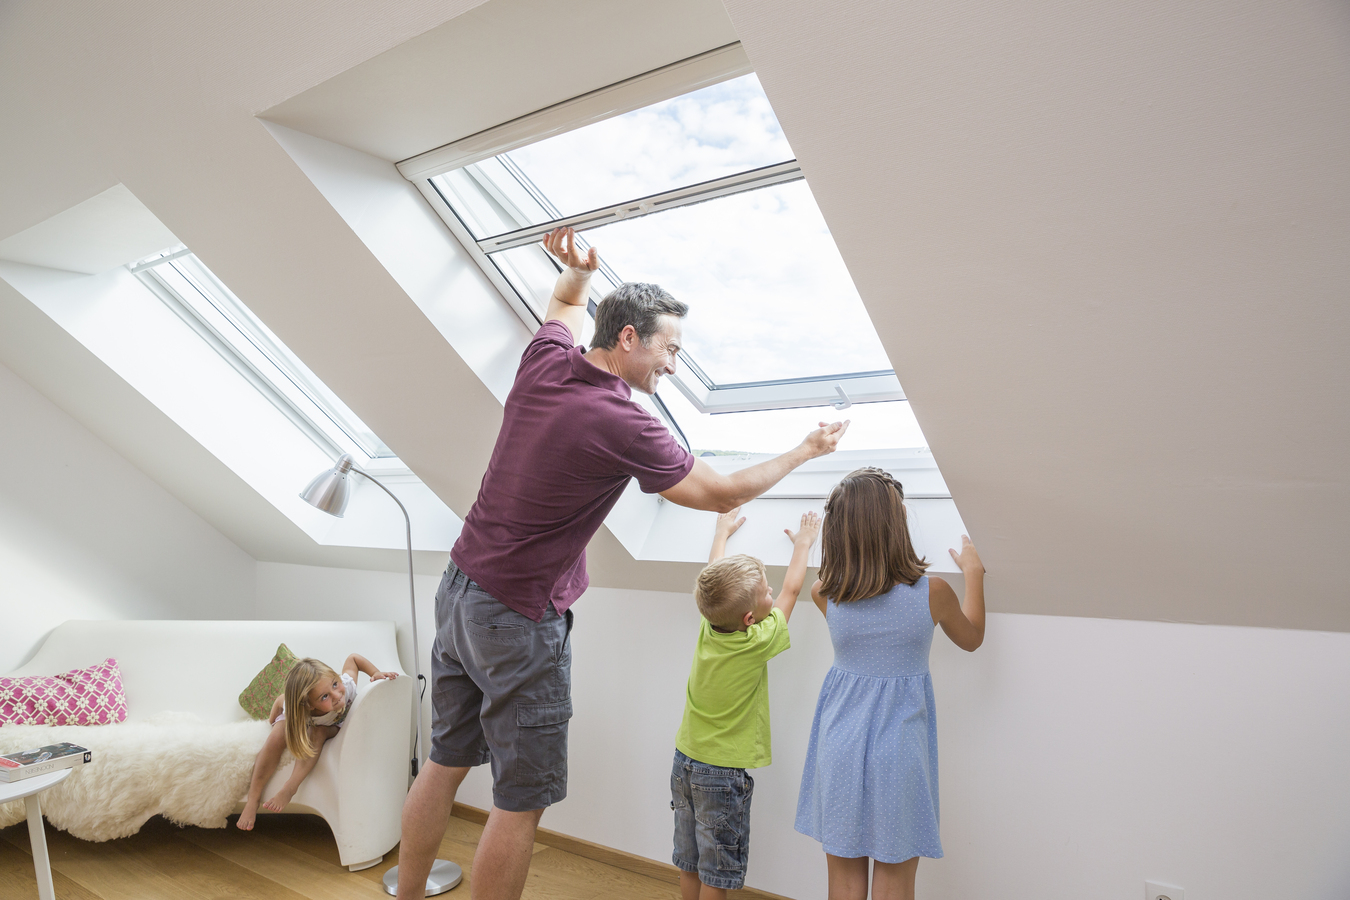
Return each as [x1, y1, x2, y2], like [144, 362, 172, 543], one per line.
[542, 227, 597, 344]
[660, 420, 850, 513]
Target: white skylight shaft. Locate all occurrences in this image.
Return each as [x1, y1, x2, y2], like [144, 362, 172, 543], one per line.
[130, 247, 400, 467]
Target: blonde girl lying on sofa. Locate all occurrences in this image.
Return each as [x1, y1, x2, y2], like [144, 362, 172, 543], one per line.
[237, 654, 398, 831]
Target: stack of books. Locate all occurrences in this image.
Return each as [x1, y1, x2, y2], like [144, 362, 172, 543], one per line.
[0, 743, 92, 783]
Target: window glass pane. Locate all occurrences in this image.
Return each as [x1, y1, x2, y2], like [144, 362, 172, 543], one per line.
[436, 74, 794, 239]
[140, 250, 398, 461]
[657, 387, 927, 456]
[585, 180, 892, 385]
[487, 243, 600, 345]
[432, 158, 556, 240]
[488, 243, 561, 317]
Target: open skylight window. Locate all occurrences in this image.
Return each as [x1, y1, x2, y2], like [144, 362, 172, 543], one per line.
[129, 247, 402, 471]
[407, 54, 921, 455]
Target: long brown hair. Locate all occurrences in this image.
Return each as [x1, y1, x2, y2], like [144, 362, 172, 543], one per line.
[283, 658, 339, 759]
[817, 467, 929, 603]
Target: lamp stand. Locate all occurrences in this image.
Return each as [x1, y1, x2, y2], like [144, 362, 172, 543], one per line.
[342, 468, 463, 897]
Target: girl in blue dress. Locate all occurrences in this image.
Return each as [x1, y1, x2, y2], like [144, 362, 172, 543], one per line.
[795, 467, 986, 900]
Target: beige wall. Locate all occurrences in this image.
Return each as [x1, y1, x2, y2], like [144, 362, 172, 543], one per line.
[255, 564, 1350, 900]
[6, 360, 1347, 898]
[0, 360, 256, 672]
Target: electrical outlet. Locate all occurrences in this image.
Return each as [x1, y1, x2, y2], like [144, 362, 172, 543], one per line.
[1146, 881, 1184, 900]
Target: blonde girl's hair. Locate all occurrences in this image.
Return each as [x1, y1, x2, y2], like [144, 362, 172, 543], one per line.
[283, 658, 339, 759]
[818, 467, 929, 604]
[694, 554, 767, 629]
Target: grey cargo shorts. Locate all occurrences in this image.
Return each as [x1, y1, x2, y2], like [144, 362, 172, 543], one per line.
[429, 562, 574, 812]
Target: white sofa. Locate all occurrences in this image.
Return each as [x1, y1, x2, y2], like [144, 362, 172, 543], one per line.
[2, 619, 413, 870]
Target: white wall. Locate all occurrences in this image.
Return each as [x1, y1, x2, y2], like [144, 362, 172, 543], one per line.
[253, 560, 447, 759]
[441, 584, 1350, 900]
[6, 343, 1347, 899]
[0, 360, 256, 673]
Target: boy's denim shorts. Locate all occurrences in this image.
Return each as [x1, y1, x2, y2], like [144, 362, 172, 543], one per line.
[670, 749, 754, 891]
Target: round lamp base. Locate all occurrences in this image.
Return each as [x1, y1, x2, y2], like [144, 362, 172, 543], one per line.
[382, 860, 463, 896]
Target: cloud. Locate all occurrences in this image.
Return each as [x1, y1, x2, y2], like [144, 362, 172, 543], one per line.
[452, 73, 926, 453]
[507, 75, 794, 216]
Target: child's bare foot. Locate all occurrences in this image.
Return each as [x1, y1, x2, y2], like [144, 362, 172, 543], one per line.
[262, 785, 297, 813]
[237, 798, 259, 831]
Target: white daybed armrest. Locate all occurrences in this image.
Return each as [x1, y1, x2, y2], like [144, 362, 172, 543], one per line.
[329, 672, 414, 868]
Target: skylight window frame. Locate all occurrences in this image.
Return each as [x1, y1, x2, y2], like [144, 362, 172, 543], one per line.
[128, 249, 407, 472]
[401, 45, 906, 415]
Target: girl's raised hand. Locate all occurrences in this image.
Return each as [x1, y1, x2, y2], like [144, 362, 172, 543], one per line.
[947, 534, 985, 576]
[785, 510, 821, 547]
[715, 507, 746, 538]
[369, 670, 399, 682]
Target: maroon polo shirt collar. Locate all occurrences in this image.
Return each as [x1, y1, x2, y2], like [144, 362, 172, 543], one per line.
[570, 346, 631, 398]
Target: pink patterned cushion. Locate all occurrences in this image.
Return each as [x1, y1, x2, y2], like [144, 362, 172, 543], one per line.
[0, 658, 129, 726]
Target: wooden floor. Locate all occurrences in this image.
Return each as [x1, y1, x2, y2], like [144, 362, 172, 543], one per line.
[0, 812, 750, 900]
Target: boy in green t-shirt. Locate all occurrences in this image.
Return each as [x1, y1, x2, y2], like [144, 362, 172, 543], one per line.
[672, 507, 821, 899]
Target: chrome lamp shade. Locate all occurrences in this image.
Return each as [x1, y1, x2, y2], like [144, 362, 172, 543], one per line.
[299, 454, 354, 517]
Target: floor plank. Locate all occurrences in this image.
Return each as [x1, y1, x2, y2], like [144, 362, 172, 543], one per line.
[526, 846, 681, 900]
[180, 827, 386, 899]
[0, 812, 786, 900]
[0, 834, 102, 900]
[4, 818, 307, 900]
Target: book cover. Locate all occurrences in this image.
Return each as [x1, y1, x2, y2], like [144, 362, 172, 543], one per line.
[0, 742, 92, 783]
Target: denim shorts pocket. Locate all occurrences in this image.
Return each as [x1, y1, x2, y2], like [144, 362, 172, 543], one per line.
[690, 777, 733, 828]
[468, 618, 527, 644]
[715, 773, 752, 872]
[514, 699, 572, 787]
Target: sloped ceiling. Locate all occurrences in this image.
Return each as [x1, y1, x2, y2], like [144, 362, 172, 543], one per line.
[718, 0, 1350, 629]
[0, 0, 1346, 628]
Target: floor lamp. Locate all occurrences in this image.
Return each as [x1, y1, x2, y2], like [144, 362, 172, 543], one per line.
[300, 454, 463, 896]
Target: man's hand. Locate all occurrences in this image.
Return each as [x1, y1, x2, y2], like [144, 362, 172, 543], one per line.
[543, 227, 599, 341]
[784, 510, 821, 549]
[801, 420, 850, 459]
[715, 507, 746, 540]
[544, 227, 598, 276]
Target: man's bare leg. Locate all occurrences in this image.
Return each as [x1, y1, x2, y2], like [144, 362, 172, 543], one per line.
[395, 761, 471, 900]
[471, 806, 545, 900]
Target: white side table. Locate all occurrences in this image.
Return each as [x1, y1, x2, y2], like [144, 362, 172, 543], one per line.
[0, 768, 72, 900]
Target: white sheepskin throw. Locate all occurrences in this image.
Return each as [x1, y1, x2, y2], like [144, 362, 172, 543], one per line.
[0, 712, 272, 840]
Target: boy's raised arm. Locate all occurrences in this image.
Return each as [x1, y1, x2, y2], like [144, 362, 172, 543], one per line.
[709, 507, 746, 563]
[776, 511, 821, 622]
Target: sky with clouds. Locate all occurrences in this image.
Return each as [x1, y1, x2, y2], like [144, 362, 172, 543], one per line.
[463, 74, 928, 455]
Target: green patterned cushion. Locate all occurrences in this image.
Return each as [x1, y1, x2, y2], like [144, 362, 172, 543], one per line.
[238, 644, 298, 720]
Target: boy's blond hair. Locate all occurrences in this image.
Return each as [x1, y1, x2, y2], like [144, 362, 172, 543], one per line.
[694, 554, 767, 629]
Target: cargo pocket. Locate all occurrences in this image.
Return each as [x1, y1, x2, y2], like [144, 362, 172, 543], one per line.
[514, 699, 572, 787]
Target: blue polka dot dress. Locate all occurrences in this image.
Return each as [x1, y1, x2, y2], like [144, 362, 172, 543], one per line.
[795, 576, 942, 863]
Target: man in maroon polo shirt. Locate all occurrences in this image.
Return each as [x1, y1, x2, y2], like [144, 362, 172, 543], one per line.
[396, 228, 848, 900]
